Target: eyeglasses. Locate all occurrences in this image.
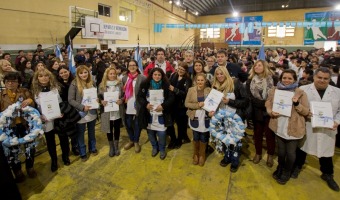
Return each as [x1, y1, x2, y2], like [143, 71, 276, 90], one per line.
[5, 80, 18, 84]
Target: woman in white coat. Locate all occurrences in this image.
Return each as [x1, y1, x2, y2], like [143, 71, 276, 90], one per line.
[294, 68, 340, 192]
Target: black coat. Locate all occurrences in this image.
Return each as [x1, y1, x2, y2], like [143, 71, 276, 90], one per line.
[54, 102, 81, 138]
[169, 72, 192, 110]
[226, 79, 249, 121]
[210, 63, 248, 83]
[92, 60, 107, 86]
[137, 80, 175, 129]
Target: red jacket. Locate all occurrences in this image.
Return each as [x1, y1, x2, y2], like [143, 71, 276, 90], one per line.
[143, 61, 175, 78]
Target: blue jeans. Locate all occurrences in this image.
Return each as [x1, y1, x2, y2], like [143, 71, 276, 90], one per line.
[193, 131, 209, 143]
[223, 142, 242, 167]
[125, 114, 141, 142]
[147, 129, 166, 152]
[77, 119, 96, 157]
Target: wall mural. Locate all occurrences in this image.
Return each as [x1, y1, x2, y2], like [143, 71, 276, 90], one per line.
[304, 11, 340, 45]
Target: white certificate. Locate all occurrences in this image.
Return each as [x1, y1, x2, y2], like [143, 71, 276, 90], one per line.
[149, 89, 164, 115]
[104, 91, 119, 112]
[272, 90, 294, 117]
[202, 89, 224, 112]
[311, 101, 334, 128]
[82, 88, 99, 109]
[40, 93, 61, 120]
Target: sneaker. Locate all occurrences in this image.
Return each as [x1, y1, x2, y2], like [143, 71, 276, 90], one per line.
[152, 149, 159, 157]
[290, 167, 301, 179]
[81, 155, 88, 162]
[230, 165, 238, 173]
[220, 158, 230, 167]
[321, 174, 340, 192]
[160, 151, 167, 160]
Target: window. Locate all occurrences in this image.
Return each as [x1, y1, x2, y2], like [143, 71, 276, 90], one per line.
[119, 7, 133, 22]
[200, 28, 220, 39]
[98, 4, 111, 17]
[267, 26, 295, 38]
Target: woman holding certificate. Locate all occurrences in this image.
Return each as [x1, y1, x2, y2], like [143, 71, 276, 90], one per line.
[68, 65, 98, 162]
[122, 60, 146, 153]
[138, 68, 174, 160]
[185, 73, 211, 166]
[265, 69, 309, 185]
[246, 60, 276, 167]
[210, 67, 249, 172]
[32, 69, 70, 171]
[98, 66, 125, 157]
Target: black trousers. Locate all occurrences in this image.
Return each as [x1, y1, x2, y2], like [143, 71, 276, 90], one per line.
[276, 135, 299, 172]
[106, 119, 122, 141]
[44, 130, 70, 161]
[167, 108, 189, 141]
[0, 142, 22, 200]
[295, 148, 334, 174]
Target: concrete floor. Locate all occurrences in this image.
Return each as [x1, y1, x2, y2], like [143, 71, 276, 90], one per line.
[17, 124, 340, 200]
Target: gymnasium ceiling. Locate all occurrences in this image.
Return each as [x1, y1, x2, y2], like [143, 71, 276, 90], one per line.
[168, 0, 336, 16]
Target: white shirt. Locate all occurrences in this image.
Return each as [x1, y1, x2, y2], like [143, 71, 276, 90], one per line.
[126, 78, 137, 115]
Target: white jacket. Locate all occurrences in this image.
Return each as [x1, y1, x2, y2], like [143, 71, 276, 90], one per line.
[300, 83, 340, 157]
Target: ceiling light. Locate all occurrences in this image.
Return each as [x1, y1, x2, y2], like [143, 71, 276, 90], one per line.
[336, 4, 340, 10]
[184, 9, 187, 12]
[169, 1, 172, 4]
[286, 5, 289, 8]
[176, 1, 180, 6]
[282, 5, 285, 8]
[232, 11, 239, 17]
[195, 11, 198, 16]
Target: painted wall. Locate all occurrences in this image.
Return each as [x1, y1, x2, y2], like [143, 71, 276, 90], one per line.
[196, 7, 334, 47]
[0, 0, 196, 50]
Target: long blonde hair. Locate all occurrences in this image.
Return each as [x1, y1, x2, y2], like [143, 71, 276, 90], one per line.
[248, 60, 273, 79]
[75, 65, 93, 95]
[99, 66, 121, 91]
[31, 68, 60, 96]
[212, 66, 234, 94]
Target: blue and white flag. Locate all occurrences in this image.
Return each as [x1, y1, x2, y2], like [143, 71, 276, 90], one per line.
[258, 44, 265, 61]
[134, 46, 143, 73]
[55, 45, 63, 61]
[67, 44, 76, 76]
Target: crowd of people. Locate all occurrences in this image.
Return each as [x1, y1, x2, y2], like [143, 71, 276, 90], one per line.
[0, 45, 340, 192]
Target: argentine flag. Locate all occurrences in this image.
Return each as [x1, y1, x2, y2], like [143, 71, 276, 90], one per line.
[67, 44, 76, 76]
[55, 45, 63, 61]
[134, 46, 143, 73]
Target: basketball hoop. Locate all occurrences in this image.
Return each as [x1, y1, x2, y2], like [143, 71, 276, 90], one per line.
[95, 32, 104, 39]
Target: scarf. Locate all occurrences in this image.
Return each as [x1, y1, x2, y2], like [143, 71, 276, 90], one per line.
[124, 73, 138, 100]
[151, 80, 162, 89]
[107, 80, 119, 87]
[276, 81, 299, 91]
[250, 75, 274, 100]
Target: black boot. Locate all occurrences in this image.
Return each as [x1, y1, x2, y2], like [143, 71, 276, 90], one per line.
[114, 140, 120, 156]
[62, 154, 70, 166]
[277, 170, 290, 185]
[290, 166, 301, 179]
[51, 159, 58, 172]
[321, 174, 340, 192]
[272, 165, 283, 180]
[109, 141, 115, 157]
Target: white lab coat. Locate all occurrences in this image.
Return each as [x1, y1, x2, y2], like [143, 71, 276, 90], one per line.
[299, 83, 340, 157]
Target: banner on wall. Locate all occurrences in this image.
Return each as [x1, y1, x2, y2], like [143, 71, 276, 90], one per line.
[304, 11, 340, 45]
[243, 16, 263, 45]
[103, 23, 129, 40]
[225, 17, 242, 45]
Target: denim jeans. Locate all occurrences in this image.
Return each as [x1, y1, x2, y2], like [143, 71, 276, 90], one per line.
[77, 119, 96, 157]
[125, 114, 141, 142]
[223, 142, 242, 167]
[147, 129, 166, 152]
[193, 131, 209, 143]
